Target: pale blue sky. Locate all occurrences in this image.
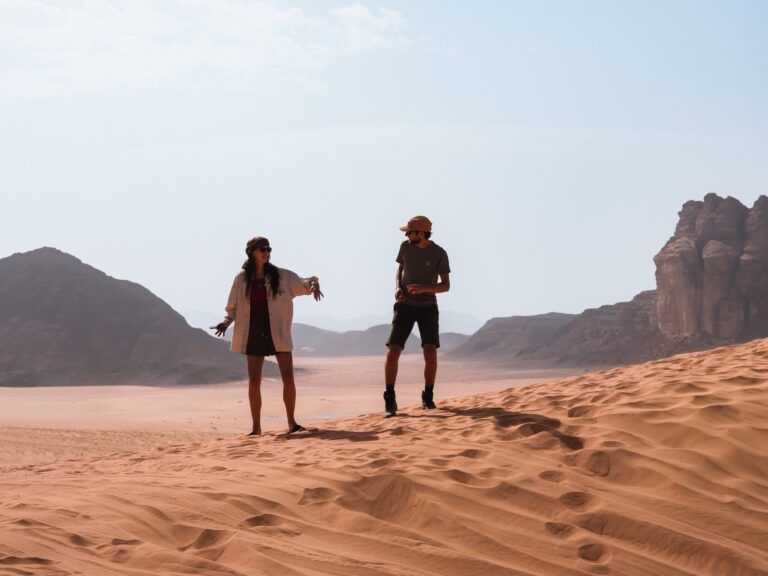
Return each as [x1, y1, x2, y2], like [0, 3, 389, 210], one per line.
[2, 1, 767, 330]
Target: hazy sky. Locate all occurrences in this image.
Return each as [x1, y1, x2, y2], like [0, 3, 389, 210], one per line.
[2, 0, 767, 329]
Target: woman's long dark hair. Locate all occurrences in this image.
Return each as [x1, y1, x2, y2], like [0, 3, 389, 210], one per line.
[243, 254, 280, 298]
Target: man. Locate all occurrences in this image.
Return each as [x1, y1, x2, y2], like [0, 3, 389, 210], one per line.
[384, 215, 451, 417]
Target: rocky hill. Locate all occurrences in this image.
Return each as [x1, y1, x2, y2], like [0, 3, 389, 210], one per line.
[292, 323, 469, 356]
[453, 193, 768, 366]
[0, 248, 264, 386]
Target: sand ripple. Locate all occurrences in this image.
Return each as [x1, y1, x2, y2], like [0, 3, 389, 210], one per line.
[2, 340, 768, 575]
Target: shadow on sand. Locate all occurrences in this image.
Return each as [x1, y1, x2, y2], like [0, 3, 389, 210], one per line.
[271, 407, 583, 451]
[274, 428, 381, 443]
[439, 406, 584, 451]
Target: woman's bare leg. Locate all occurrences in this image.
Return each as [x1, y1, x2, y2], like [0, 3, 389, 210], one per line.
[246, 355, 265, 435]
[275, 351, 298, 429]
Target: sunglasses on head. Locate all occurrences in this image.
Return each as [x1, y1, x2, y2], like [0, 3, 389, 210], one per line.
[252, 245, 272, 253]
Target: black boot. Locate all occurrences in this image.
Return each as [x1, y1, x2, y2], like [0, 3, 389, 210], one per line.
[384, 388, 397, 418]
[421, 388, 436, 410]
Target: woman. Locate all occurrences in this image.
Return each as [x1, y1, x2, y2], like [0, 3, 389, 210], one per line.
[214, 236, 323, 436]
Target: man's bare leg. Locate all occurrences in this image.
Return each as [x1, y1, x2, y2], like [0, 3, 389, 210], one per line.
[384, 345, 402, 417]
[422, 344, 438, 409]
[246, 355, 264, 435]
[423, 344, 437, 388]
[385, 345, 402, 387]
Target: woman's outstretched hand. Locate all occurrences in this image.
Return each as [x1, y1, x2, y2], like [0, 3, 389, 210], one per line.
[309, 276, 324, 301]
[213, 322, 229, 337]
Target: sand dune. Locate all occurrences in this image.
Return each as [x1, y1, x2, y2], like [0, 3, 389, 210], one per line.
[1, 343, 767, 575]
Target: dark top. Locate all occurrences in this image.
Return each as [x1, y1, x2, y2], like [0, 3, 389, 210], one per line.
[250, 279, 268, 317]
[396, 240, 451, 307]
[246, 278, 276, 356]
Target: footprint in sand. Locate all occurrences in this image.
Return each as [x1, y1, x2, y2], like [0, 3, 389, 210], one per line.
[243, 514, 284, 527]
[68, 533, 92, 547]
[178, 528, 234, 551]
[576, 512, 609, 535]
[455, 449, 489, 459]
[366, 458, 394, 469]
[109, 538, 141, 546]
[538, 470, 564, 483]
[298, 487, 336, 505]
[0, 555, 54, 567]
[582, 450, 611, 478]
[559, 491, 595, 510]
[544, 522, 575, 538]
[567, 405, 593, 418]
[578, 542, 608, 563]
[443, 468, 486, 486]
[600, 440, 624, 448]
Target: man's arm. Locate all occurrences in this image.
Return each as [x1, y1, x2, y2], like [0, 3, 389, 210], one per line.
[395, 262, 406, 302]
[407, 273, 450, 295]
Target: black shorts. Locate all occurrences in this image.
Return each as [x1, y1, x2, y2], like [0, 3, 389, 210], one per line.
[386, 302, 440, 349]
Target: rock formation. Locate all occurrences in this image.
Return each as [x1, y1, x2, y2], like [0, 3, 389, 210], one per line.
[0, 248, 261, 386]
[453, 193, 768, 366]
[655, 193, 768, 340]
[451, 292, 667, 366]
[449, 313, 575, 358]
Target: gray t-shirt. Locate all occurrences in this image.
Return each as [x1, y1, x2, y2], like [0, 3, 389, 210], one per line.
[397, 240, 451, 307]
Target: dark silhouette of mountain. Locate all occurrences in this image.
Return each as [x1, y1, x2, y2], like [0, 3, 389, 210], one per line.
[451, 313, 576, 358]
[453, 194, 768, 366]
[453, 291, 684, 366]
[440, 331, 472, 352]
[0, 248, 270, 386]
[292, 323, 469, 356]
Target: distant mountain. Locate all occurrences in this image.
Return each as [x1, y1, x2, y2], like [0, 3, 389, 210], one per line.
[295, 314, 390, 332]
[451, 312, 577, 359]
[292, 323, 469, 356]
[184, 311, 474, 355]
[452, 292, 678, 366]
[0, 248, 270, 386]
[453, 194, 768, 367]
[440, 332, 472, 352]
[294, 310, 484, 334]
[183, 310, 233, 342]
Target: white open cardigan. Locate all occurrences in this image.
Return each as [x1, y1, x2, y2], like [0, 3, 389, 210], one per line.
[224, 268, 313, 353]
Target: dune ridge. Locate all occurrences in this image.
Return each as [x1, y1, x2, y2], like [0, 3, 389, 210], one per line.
[2, 340, 768, 575]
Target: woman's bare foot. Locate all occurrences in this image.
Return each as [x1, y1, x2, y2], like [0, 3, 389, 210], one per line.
[247, 429, 261, 437]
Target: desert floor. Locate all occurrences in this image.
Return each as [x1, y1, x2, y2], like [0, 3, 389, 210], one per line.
[1, 349, 766, 575]
[0, 356, 579, 467]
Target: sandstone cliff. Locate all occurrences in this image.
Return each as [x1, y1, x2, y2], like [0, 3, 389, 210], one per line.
[453, 193, 768, 366]
[655, 193, 768, 340]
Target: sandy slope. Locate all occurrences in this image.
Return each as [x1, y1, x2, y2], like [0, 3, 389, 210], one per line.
[0, 356, 572, 466]
[1, 343, 767, 575]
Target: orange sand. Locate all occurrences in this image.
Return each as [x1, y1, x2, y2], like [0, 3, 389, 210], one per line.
[1, 346, 767, 575]
[0, 356, 573, 466]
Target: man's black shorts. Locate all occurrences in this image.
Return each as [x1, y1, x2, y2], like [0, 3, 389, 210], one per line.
[386, 302, 440, 349]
